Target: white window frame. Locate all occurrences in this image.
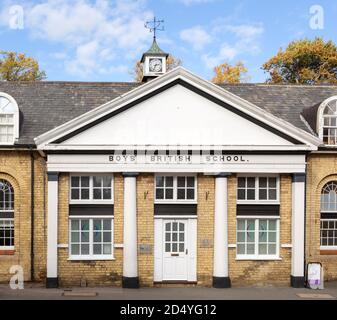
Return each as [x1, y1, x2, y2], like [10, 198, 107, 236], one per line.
[320, 219, 337, 250]
[154, 174, 197, 204]
[236, 216, 280, 260]
[317, 96, 337, 146]
[0, 92, 19, 145]
[69, 174, 114, 205]
[68, 216, 114, 261]
[237, 174, 280, 205]
[0, 218, 14, 250]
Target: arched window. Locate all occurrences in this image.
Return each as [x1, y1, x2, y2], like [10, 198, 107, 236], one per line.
[318, 96, 337, 146]
[321, 182, 337, 248]
[0, 179, 14, 249]
[0, 93, 19, 145]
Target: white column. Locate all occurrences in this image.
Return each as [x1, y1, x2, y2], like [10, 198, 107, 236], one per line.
[291, 173, 305, 288]
[122, 173, 139, 288]
[46, 172, 59, 288]
[213, 173, 231, 288]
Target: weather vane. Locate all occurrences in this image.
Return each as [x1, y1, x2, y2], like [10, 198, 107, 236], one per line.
[145, 17, 165, 40]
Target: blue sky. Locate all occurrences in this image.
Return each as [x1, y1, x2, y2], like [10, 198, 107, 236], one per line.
[0, 0, 336, 82]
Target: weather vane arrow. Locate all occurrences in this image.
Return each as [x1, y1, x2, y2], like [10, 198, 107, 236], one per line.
[145, 17, 165, 40]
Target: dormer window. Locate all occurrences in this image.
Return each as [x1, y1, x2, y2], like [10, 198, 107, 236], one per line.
[0, 93, 19, 145]
[318, 96, 337, 146]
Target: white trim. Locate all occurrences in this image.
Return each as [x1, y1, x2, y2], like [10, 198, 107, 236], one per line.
[154, 215, 197, 219]
[68, 257, 115, 261]
[317, 95, 337, 145]
[0, 246, 14, 250]
[228, 244, 237, 248]
[69, 174, 114, 204]
[68, 217, 114, 260]
[281, 244, 293, 248]
[154, 174, 197, 203]
[0, 92, 19, 145]
[57, 244, 68, 248]
[320, 246, 337, 250]
[236, 218, 280, 260]
[35, 67, 321, 150]
[236, 174, 280, 203]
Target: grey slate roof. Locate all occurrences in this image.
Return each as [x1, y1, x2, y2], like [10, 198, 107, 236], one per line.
[1, 81, 337, 146]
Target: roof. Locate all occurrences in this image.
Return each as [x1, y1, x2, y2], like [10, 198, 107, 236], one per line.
[141, 38, 169, 62]
[1, 80, 337, 146]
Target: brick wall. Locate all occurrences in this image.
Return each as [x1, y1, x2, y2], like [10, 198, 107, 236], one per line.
[57, 173, 124, 287]
[306, 154, 337, 281]
[0, 151, 46, 283]
[228, 174, 292, 287]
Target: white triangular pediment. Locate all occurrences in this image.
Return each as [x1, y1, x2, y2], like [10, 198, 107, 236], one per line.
[61, 84, 293, 147]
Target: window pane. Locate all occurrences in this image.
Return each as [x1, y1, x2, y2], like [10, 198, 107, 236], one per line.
[81, 189, 89, 199]
[71, 189, 79, 200]
[165, 188, 173, 199]
[81, 220, 89, 231]
[156, 188, 164, 199]
[172, 223, 178, 231]
[247, 244, 255, 254]
[103, 232, 111, 242]
[71, 232, 79, 242]
[165, 233, 170, 241]
[103, 219, 111, 230]
[71, 177, 80, 187]
[93, 244, 102, 254]
[71, 244, 79, 255]
[259, 189, 267, 200]
[166, 177, 173, 187]
[187, 189, 194, 200]
[103, 189, 111, 200]
[81, 244, 89, 255]
[103, 244, 111, 254]
[165, 243, 170, 252]
[177, 177, 185, 188]
[269, 189, 277, 200]
[269, 178, 277, 188]
[237, 220, 245, 230]
[93, 232, 101, 242]
[81, 177, 90, 187]
[187, 177, 194, 188]
[268, 244, 276, 254]
[247, 178, 255, 188]
[238, 178, 245, 188]
[237, 232, 245, 242]
[269, 220, 277, 231]
[71, 220, 79, 230]
[172, 243, 177, 252]
[165, 223, 171, 231]
[177, 189, 185, 199]
[259, 177, 267, 188]
[238, 189, 245, 200]
[259, 231, 267, 242]
[81, 232, 89, 242]
[269, 232, 276, 242]
[93, 219, 102, 231]
[247, 189, 255, 200]
[172, 233, 177, 241]
[179, 243, 184, 252]
[179, 232, 184, 241]
[259, 244, 267, 254]
[156, 176, 164, 188]
[93, 189, 101, 200]
[237, 244, 245, 254]
[93, 176, 102, 188]
[102, 176, 111, 188]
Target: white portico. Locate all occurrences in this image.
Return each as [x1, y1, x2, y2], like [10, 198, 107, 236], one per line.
[36, 67, 321, 288]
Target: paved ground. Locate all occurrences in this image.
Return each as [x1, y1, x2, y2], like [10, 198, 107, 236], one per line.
[1, 282, 337, 300]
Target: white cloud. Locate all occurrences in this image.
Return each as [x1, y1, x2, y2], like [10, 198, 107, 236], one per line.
[202, 44, 238, 68]
[196, 22, 265, 68]
[180, 26, 212, 50]
[1, 0, 155, 78]
[179, 0, 215, 6]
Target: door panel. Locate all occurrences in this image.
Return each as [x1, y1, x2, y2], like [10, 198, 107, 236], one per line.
[163, 220, 188, 280]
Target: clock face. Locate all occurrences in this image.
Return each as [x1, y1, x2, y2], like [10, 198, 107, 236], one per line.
[149, 58, 163, 73]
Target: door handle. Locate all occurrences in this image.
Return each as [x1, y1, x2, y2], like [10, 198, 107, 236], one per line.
[185, 249, 188, 255]
[171, 253, 179, 257]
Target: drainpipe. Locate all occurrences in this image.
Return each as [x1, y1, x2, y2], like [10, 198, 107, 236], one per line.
[303, 153, 308, 286]
[30, 149, 35, 282]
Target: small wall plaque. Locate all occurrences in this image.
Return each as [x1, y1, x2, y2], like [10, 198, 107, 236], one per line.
[139, 244, 152, 254]
[200, 239, 213, 248]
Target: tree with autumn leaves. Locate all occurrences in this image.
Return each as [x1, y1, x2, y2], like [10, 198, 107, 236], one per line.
[0, 51, 46, 81]
[262, 38, 337, 85]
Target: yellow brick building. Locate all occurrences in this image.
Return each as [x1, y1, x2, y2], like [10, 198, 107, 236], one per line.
[1, 43, 337, 289]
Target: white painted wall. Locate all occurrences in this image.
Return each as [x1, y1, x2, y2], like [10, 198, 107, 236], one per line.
[62, 85, 293, 147]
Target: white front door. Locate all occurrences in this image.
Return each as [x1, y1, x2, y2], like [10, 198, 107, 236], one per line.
[163, 220, 188, 280]
[154, 218, 197, 282]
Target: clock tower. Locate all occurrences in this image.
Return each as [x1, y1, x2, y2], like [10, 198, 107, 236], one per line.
[141, 38, 169, 82]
